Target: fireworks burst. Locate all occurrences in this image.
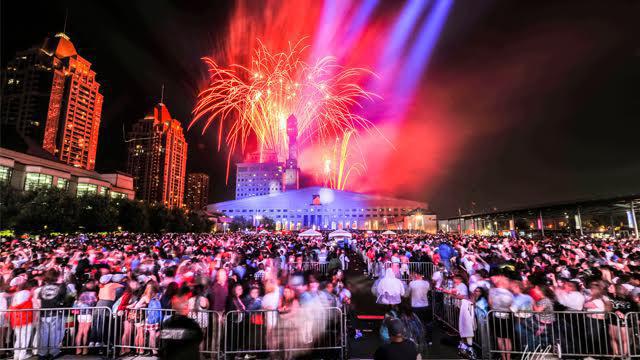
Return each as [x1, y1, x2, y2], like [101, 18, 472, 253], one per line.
[322, 131, 365, 191]
[191, 39, 381, 182]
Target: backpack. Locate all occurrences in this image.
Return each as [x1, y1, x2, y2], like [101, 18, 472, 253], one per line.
[146, 297, 163, 325]
[379, 310, 398, 343]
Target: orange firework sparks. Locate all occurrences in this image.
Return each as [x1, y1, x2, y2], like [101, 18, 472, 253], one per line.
[191, 39, 380, 182]
[323, 131, 365, 191]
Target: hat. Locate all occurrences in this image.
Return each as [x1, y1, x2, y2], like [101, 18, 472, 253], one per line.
[387, 318, 405, 337]
[99, 274, 113, 284]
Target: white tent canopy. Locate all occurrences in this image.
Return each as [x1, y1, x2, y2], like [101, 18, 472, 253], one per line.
[328, 229, 352, 239]
[298, 229, 323, 238]
[381, 230, 397, 235]
[258, 229, 269, 235]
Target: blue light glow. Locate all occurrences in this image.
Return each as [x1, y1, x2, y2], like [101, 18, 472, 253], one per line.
[397, 0, 453, 99]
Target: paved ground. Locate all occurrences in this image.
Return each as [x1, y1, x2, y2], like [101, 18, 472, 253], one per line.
[345, 252, 459, 359]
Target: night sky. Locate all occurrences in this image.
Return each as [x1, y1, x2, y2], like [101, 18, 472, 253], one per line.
[2, 0, 639, 217]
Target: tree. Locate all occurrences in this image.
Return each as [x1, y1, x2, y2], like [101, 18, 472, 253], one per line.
[188, 210, 211, 233]
[261, 216, 276, 229]
[77, 194, 117, 232]
[0, 184, 23, 229]
[229, 216, 252, 232]
[1, 186, 215, 233]
[168, 207, 189, 232]
[13, 187, 79, 233]
[148, 204, 170, 232]
[117, 198, 149, 232]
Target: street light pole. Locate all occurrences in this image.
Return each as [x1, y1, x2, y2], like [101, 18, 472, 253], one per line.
[577, 207, 584, 236]
[539, 210, 545, 238]
[631, 201, 639, 239]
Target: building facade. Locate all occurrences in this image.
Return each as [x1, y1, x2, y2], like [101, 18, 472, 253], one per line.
[235, 115, 301, 200]
[236, 161, 284, 199]
[0, 147, 134, 199]
[127, 103, 187, 207]
[185, 173, 209, 210]
[208, 186, 436, 232]
[1, 32, 103, 170]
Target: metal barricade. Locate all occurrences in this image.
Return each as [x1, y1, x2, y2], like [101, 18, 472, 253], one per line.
[223, 307, 345, 359]
[0, 307, 112, 358]
[485, 310, 625, 359]
[111, 308, 222, 358]
[292, 262, 330, 275]
[431, 292, 461, 332]
[371, 262, 434, 281]
[627, 312, 640, 358]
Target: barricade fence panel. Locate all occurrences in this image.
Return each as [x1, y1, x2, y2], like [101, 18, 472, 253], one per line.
[369, 261, 434, 281]
[628, 312, 640, 358]
[485, 309, 626, 359]
[431, 292, 640, 360]
[431, 291, 461, 333]
[223, 307, 344, 359]
[274, 260, 333, 275]
[111, 308, 222, 357]
[1, 307, 112, 357]
[1, 306, 346, 359]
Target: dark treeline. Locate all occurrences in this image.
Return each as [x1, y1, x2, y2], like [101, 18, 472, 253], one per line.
[0, 185, 212, 233]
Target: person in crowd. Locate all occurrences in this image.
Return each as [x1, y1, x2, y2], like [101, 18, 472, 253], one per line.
[74, 280, 97, 355]
[171, 282, 191, 316]
[607, 284, 638, 357]
[8, 280, 34, 360]
[131, 280, 158, 356]
[91, 274, 123, 348]
[160, 282, 178, 310]
[243, 286, 263, 311]
[117, 278, 140, 356]
[158, 315, 203, 360]
[374, 318, 419, 360]
[1, 230, 639, 359]
[376, 268, 405, 305]
[210, 269, 228, 312]
[583, 281, 610, 355]
[531, 285, 555, 349]
[38, 269, 67, 359]
[397, 302, 427, 353]
[406, 272, 431, 345]
[188, 284, 209, 350]
[472, 286, 490, 355]
[437, 241, 458, 272]
[488, 268, 514, 360]
[339, 250, 350, 271]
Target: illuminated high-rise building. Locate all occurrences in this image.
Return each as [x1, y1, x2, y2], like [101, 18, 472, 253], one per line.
[1, 32, 103, 170]
[184, 173, 210, 210]
[127, 103, 187, 207]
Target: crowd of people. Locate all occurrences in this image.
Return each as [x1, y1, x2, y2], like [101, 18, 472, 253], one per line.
[0, 230, 639, 360]
[361, 234, 640, 359]
[0, 233, 352, 360]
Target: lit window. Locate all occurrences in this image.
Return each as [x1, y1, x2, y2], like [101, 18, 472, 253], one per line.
[110, 191, 126, 199]
[24, 173, 53, 191]
[99, 186, 108, 196]
[0, 166, 11, 184]
[77, 183, 97, 196]
[56, 178, 68, 190]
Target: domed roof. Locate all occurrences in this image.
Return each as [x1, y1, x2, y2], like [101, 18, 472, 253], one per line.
[42, 33, 77, 59]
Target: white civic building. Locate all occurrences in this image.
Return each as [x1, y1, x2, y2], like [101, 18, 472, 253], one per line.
[206, 186, 436, 232]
